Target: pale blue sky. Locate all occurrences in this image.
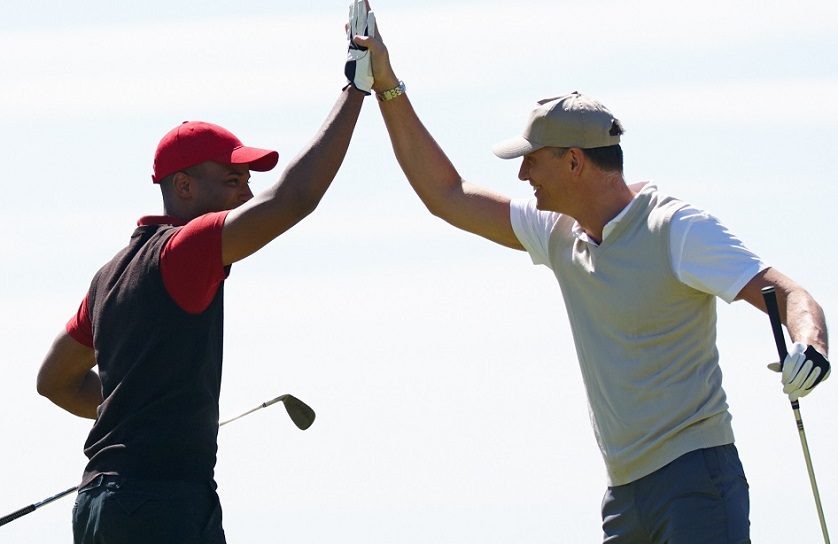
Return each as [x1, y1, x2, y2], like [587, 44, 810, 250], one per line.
[2, 1, 836, 542]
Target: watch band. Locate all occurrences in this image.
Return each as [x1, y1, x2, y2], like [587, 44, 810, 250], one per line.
[376, 81, 406, 102]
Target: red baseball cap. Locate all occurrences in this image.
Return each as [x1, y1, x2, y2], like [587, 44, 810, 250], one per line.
[152, 121, 279, 183]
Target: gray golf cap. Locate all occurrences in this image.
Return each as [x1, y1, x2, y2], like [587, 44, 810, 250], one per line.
[492, 91, 622, 159]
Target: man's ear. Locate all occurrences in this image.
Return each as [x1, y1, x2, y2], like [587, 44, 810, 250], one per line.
[569, 148, 584, 173]
[171, 171, 193, 200]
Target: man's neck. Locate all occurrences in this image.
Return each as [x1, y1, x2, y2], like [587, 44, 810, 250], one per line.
[161, 203, 198, 224]
[575, 174, 634, 244]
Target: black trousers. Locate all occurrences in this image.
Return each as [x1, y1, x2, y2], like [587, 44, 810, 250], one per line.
[73, 475, 226, 544]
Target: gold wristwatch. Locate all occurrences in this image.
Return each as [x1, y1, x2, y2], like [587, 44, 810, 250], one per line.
[376, 81, 406, 102]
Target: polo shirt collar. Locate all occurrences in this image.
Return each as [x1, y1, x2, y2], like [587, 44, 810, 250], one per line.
[572, 182, 652, 246]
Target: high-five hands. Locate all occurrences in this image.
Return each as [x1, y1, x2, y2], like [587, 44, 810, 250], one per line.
[345, 1, 401, 96]
[768, 342, 831, 401]
[345, 0, 376, 94]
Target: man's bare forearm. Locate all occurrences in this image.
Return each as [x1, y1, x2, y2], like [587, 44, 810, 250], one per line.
[784, 286, 829, 357]
[377, 93, 464, 217]
[39, 370, 103, 419]
[37, 332, 102, 419]
[738, 267, 829, 357]
[221, 87, 366, 264]
[272, 86, 366, 214]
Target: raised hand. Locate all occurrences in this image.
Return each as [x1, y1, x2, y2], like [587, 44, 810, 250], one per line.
[345, 0, 376, 94]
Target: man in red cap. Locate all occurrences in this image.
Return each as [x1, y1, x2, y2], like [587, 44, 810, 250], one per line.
[35, 14, 375, 536]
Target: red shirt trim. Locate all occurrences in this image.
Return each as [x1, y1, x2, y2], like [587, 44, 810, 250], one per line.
[66, 211, 230, 346]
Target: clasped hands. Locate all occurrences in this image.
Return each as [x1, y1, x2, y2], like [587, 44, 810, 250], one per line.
[344, 0, 401, 96]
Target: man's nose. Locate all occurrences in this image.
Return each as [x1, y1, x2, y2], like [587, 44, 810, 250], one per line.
[518, 160, 529, 181]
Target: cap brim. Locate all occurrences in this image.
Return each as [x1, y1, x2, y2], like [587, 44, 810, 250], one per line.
[230, 146, 279, 172]
[491, 136, 540, 160]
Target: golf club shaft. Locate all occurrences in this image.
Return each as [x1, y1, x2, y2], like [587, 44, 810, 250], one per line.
[761, 286, 830, 543]
[790, 402, 831, 543]
[1, 394, 306, 528]
[218, 395, 285, 427]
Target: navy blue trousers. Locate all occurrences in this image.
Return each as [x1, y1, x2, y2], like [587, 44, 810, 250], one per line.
[602, 444, 750, 543]
[73, 475, 226, 544]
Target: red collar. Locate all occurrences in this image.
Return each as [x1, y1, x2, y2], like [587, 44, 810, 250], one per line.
[137, 215, 188, 227]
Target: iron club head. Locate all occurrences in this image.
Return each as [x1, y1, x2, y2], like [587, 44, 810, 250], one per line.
[277, 394, 316, 430]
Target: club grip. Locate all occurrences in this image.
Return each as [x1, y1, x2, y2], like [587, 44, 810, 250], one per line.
[761, 286, 788, 362]
[0, 504, 36, 527]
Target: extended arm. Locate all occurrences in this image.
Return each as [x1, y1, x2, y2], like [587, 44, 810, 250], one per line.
[37, 331, 101, 419]
[221, 87, 366, 265]
[355, 31, 523, 250]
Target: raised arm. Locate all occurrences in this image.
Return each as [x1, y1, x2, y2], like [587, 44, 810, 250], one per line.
[355, 29, 523, 250]
[221, 87, 366, 265]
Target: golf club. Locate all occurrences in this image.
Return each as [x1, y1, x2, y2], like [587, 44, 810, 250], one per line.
[0, 393, 315, 528]
[219, 393, 315, 430]
[761, 286, 830, 543]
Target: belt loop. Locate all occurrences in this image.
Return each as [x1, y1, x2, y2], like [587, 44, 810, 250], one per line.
[78, 474, 106, 493]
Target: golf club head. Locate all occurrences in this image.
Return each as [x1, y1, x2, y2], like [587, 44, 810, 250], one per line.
[279, 394, 316, 430]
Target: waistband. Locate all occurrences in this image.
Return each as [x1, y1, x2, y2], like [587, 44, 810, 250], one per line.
[79, 474, 215, 496]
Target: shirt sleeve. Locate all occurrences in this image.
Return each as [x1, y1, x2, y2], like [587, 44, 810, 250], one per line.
[670, 206, 767, 303]
[160, 210, 230, 314]
[66, 294, 94, 347]
[509, 198, 560, 267]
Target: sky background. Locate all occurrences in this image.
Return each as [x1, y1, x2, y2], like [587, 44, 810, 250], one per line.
[1, 1, 836, 542]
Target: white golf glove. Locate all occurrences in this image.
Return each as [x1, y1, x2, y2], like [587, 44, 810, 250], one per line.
[767, 342, 831, 402]
[344, 0, 376, 94]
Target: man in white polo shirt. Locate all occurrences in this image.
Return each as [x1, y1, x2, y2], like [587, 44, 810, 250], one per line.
[353, 27, 830, 543]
